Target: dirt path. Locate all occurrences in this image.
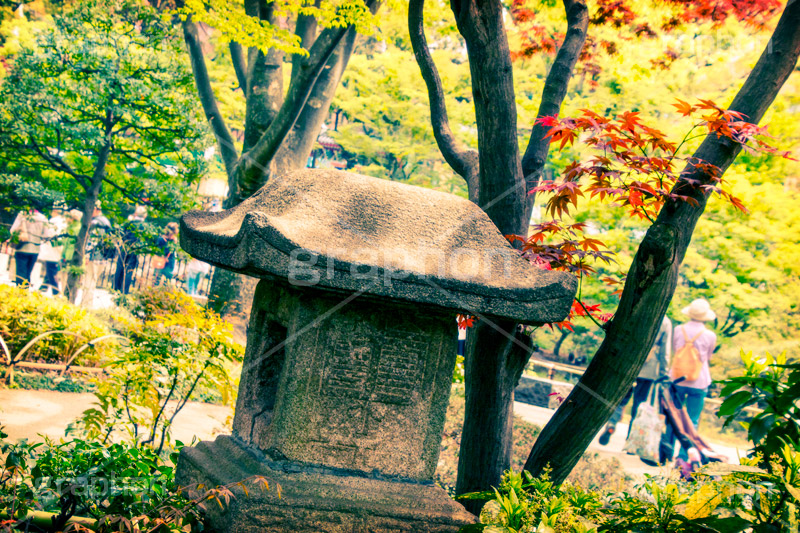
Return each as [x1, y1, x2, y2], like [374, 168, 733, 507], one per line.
[0, 389, 232, 444]
[0, 388, 747, 481]
[514, 401, 748, 480]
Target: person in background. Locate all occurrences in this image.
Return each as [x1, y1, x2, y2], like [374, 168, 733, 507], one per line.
[665, 298, 717, 460]
[114, 205, 147, 294]
[8, 209, 47, 287]
[39, 207, 68, 295]
[599, 315, 672, 446]
[184, 257, 210, 296]
[155, 222, 179, 286]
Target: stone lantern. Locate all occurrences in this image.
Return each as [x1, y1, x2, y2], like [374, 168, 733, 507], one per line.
[175, 169, 576, 532]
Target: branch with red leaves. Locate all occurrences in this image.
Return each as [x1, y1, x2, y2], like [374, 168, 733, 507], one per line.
[519, 98, 792, 330]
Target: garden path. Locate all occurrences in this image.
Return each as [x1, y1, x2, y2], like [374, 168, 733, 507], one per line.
[0, 388, 746, 480]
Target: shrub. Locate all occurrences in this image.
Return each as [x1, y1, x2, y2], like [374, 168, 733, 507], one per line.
[0, 285, 115, 367]
[0, 427, 269, 533]
[74, 287, 244, 454]
[467, 347, 800, 533]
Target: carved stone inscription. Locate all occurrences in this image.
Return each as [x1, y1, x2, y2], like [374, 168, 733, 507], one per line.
[323, 330, 425, 406]
[306, 318, 438, 477]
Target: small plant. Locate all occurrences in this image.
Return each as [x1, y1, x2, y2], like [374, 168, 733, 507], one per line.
[459, 469, 603, 532]
[0, 427, 271, 533]
[73, 287, 243, 454]
[717, 349, 799, 462]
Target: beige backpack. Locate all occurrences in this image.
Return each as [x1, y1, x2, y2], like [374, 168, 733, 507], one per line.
[671, 327, 703, 381]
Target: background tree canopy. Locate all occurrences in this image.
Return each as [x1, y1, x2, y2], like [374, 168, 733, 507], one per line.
[0, 0, 209, 297]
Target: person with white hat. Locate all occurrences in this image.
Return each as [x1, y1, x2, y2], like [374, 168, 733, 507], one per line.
[666, 297, 717, 460]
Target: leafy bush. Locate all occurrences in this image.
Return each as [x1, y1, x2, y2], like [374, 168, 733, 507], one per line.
[468, 347, 800, 533]
[0, 428, 269, 533]
[717, 349, 799, 462]
[0, 285, 115, 367]
[74, 287, 243, 454]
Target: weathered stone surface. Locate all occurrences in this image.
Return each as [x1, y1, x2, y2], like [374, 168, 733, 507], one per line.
[176, 435, 476, 532]
[180, 169, 576, 325]
[232, 280, 455, 480]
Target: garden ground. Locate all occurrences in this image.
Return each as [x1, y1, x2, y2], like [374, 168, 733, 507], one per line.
[0, 388, 746, 481]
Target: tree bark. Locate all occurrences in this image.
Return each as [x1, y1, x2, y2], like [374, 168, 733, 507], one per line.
[524, 0, 800, 484]
[201, 1, 381, 320]
[182, 17, 239, 182]
[408, 0, 479, 200]
[449, 0, 530, 514]
[273, 27, 358, 175]
[521, 0, 588, 221]
[451, 0, 525, 236]
[66, 140, 112, 303]
[229, 41, 248, 94]
[235, 2, 380, 198]
[242, 1, 285, 156]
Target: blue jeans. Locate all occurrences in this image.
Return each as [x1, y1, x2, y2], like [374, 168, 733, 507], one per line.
[665, 385, 707, 461]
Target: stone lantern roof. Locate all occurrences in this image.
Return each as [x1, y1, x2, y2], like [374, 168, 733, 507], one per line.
[180, 169, 576, 325]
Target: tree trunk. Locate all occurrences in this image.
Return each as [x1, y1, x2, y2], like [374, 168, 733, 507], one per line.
[273, 28, 357, 175]
[524, 0, 800, 484]
[66, 142, 112, 303]
[552, 328, 570, 358]
[457, 322, 532, 512]
[450, 0, 530, 513]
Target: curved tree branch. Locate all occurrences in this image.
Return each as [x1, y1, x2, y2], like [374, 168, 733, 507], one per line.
[237, 0, 380, 200]
[524, 0, 800, 485]
[291, 0, 322, 85]
[229, 41, 248, 94]
[182, 17, 239, 181]
[408, 0, 479, 201]
[522, 0, 588, 206]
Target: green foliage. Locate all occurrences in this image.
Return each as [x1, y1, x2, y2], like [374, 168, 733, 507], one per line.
[0, 285, 114, 366]
[717, 349, 800, 464]
[0, 428, 216, 532]
[332, 1, 471, 195]
[460, 470, 604, 533]
[73, 287, 243, 454]
[0, 369, 95, 393]
[182, 0, 378, 56]
[471, 345, 800, 533]
[0, 0, 209, 218]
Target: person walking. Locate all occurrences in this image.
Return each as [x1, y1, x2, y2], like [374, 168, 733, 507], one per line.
[599, 315, 672, 445]
[155, 222, 179, 286]
[8, 209, 47, 287]
[663, 298, 716, 460]
[39, 208, 68, 295]
[184, 257, 210, 296]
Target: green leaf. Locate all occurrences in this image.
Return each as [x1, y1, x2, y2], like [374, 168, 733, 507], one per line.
[690, 516, 753, 533]
[717, 390, 753, 418]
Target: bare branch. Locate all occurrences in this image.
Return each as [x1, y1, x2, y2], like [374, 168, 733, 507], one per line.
[408, 0, 479, 200]
[229, 41, 248, 94]
[182, 16, 239, 180]
[521, 0, 588, 196]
